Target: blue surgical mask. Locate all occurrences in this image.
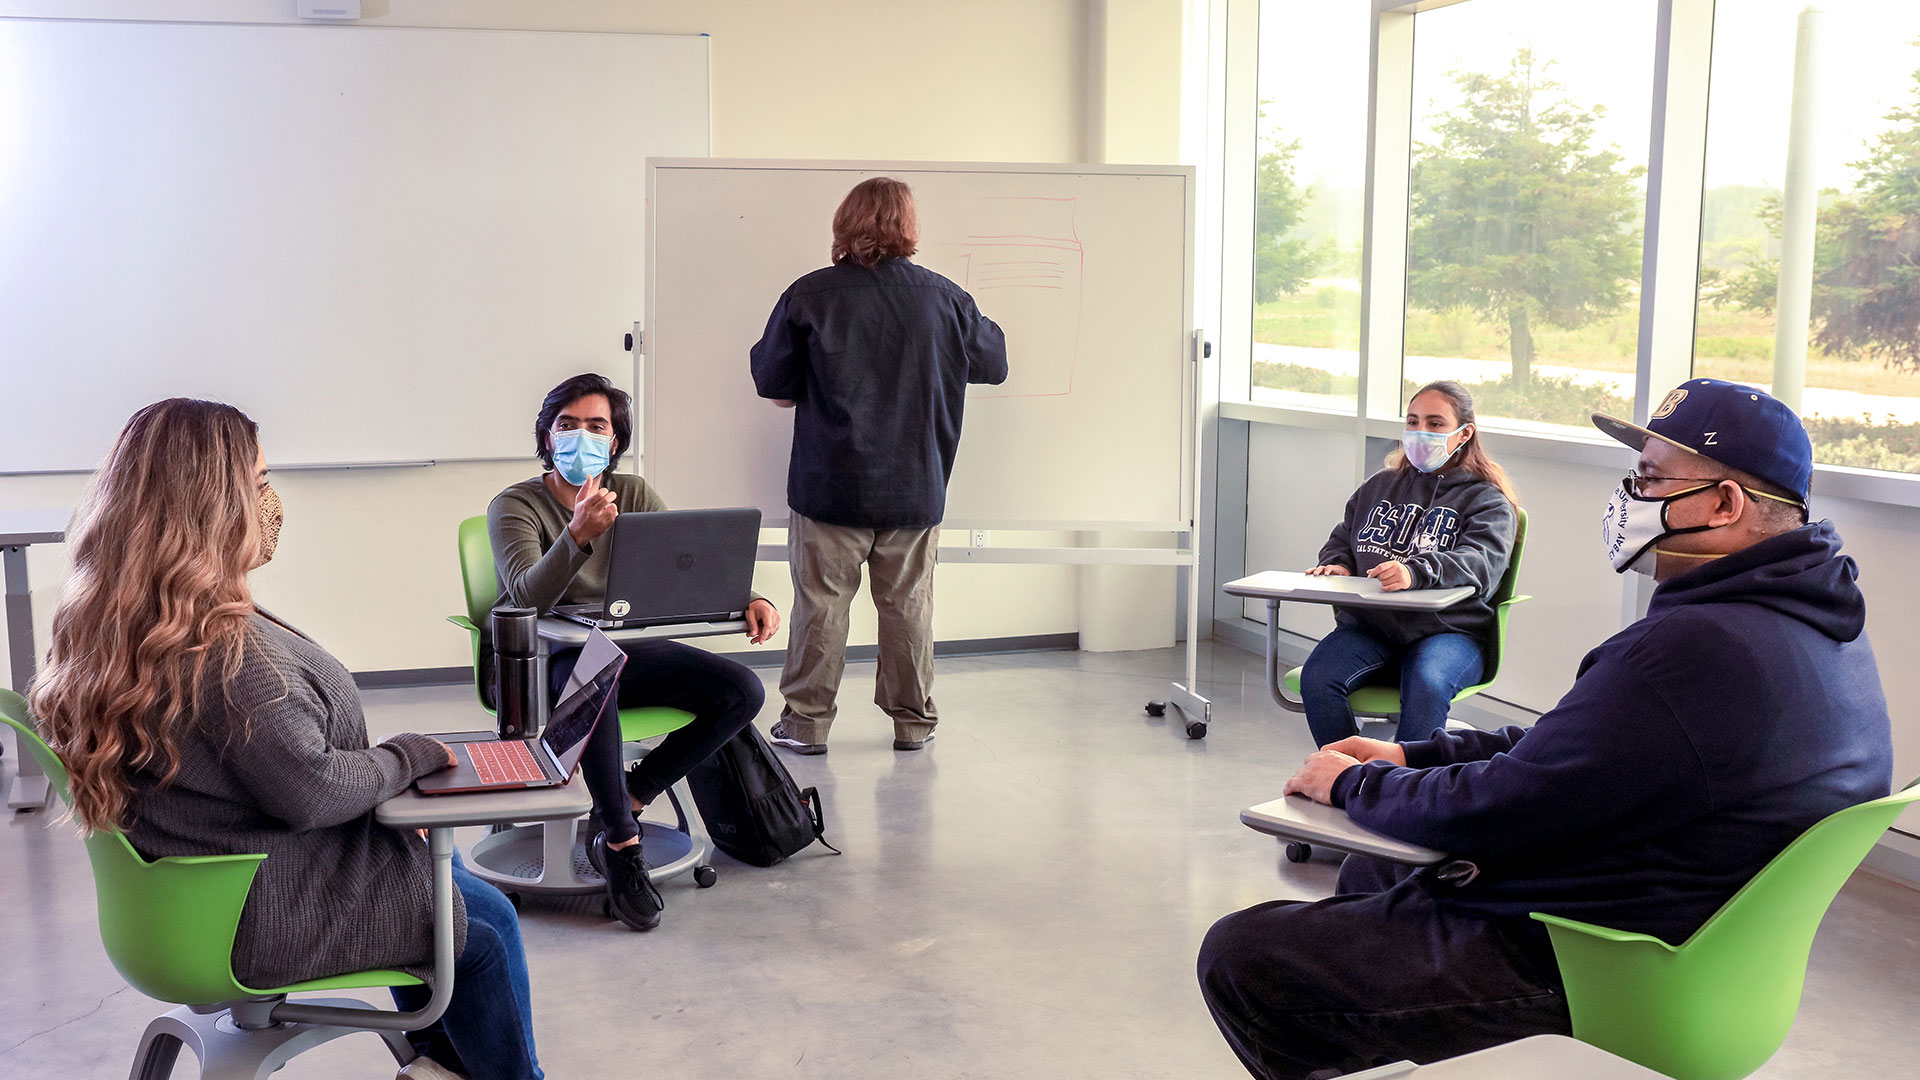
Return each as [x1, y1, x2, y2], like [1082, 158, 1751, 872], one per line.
[1401, 425, 1465, 473]
[550, 429, 612, 486]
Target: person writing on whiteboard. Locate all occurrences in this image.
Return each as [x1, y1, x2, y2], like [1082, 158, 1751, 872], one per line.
[1296, 380, 1518, 747]
[749, 177, 1008, 756]
[489, 373, 777, 932]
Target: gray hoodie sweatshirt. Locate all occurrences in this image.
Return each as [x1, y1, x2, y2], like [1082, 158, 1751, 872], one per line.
[1316, 466, 1516, 650]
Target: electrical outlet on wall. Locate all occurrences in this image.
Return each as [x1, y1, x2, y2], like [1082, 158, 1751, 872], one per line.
[970, 529, 990, 548]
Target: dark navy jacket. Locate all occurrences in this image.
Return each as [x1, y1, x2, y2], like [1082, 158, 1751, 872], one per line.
[750, 258, 1008, 529]
[1331, 522, 1892, 945]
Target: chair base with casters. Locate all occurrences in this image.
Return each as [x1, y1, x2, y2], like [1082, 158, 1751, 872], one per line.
[130, 994, 418, 1080]
[464, 771, 719, 904]
[1, 690, 460, 1080]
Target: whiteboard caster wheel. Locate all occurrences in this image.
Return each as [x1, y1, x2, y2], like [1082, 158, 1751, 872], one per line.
[1285, 842, 1312, 863]
[602, 899, 613, 920]
[1186, 721, 1207, 739]
[1145, 701, 1167, 717]
[693, 865, 718, 888]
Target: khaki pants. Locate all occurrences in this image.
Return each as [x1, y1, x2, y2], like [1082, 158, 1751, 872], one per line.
[779, 513, 938, 743]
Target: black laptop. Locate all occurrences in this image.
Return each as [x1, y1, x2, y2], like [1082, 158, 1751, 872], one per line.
[554, 507, 761, 630]
[415, 629, 625, 795]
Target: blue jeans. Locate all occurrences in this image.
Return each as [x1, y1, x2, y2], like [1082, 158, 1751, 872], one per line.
[392, 852, 543, 1080]
[1299, 626, 1484, 746]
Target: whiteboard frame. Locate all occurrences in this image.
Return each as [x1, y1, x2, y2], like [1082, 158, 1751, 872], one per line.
[640, 158, 1199, 533]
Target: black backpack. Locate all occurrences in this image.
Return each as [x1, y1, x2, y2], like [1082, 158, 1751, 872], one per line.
[685, 724, 839, 867]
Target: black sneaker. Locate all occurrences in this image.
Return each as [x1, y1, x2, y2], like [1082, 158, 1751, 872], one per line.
[893, 730, 936, 751]
[768, 719, 828, 756]
[588, 831, 663, 931]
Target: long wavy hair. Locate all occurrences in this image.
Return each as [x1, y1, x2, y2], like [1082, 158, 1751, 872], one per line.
[1387, 380, 1520, 506]
[30, 399, 265, 833]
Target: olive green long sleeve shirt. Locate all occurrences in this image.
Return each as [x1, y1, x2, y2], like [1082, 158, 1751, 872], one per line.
[486, 472, 765, 614]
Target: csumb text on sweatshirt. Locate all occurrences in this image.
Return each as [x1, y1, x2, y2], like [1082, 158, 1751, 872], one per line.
[1316, 466, 1516, 650]
[1331, 521, 1893, 946]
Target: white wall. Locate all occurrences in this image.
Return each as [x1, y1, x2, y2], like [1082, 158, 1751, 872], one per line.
[1244, 425, 1920, 830]
[0, 0, 1189, 675]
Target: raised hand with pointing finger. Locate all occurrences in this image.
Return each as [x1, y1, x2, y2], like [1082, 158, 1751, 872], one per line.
[566, 472, 620, 548]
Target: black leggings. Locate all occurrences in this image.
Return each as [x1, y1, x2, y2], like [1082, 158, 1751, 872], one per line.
[549, 638, 765, 845]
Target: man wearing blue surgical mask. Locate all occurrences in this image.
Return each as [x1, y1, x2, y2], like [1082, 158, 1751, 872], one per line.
[488, 373, 779, 933]
[1199, 380, 1893, 1080]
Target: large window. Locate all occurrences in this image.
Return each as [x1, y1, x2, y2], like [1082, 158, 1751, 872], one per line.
[1401, 0, 1656, 435]
[1248, 0, 1370, 411]
[1694, 1, 1920, 475]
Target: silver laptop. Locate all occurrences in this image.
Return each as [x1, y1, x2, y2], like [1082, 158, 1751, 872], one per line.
[415, 630, 624, 795]
[554, 507, 761, 630]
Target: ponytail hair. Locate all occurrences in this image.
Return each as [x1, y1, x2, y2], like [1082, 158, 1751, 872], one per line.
[1388, 380, 1519, 506]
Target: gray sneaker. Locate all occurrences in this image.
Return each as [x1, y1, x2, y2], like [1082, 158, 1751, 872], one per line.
[768, 719, 827, 756]
[893, 731, 936, 752]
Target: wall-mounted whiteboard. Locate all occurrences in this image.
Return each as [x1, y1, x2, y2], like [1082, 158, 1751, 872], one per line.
[645, 160, 1195, 528]
[0, 20, 709, 472]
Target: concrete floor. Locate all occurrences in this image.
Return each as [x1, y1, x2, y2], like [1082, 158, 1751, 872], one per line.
[2, 644, 1917, 1079]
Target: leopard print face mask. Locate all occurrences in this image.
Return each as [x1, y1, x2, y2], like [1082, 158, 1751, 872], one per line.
[256, 484, 283, 566]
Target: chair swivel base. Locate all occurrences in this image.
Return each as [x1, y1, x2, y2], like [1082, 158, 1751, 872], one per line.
[462, 779, 716, 899]
[129, 997, 412, 1080]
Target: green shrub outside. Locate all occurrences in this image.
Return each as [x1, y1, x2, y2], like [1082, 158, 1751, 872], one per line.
[1252, 361, 1920, 473]
[1251, 363, 1627, 425]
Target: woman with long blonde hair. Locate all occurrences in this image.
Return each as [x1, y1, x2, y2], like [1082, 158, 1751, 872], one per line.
[1297, 380, 1519, 746]
[30, 399, 541, 1080]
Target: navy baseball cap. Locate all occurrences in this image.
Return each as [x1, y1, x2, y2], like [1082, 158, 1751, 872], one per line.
[1592, 379, 1812, 503]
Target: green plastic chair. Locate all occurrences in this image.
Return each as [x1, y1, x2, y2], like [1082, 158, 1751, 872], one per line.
[452, 514, 717, 898]
[1279, 506, 1532, 721]
[1533, 776, 1920, 1080]
[0, 688, 454, 1080]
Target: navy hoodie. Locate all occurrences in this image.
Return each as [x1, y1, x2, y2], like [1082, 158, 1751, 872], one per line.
[1317, 466, 1517, 651]
[1331, 521, 1893, 945]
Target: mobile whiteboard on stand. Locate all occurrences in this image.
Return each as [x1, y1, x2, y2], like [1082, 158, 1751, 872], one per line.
[640, 159, 1211, 736]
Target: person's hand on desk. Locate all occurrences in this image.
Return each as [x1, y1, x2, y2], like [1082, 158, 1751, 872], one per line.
[744, 598, 781, 644]
[1322, 736, 1407, 768]
[412, 740, 460, 841]
[1304, 564, 1352, 577]
[1284, 748, 1363, 805]
[1365, 560, 1414, 592]
[566, 474, 619, 548]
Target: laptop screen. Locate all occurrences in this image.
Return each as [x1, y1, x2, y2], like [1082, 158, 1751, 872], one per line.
[540, 637, 626, 775]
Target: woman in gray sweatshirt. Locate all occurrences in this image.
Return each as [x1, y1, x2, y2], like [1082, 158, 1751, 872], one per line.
[30, 399, 541, 1080]
[1298, 381, 1518, 746]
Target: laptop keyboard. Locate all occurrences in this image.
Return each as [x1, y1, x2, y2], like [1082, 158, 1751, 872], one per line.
[468, 740, 545, 785]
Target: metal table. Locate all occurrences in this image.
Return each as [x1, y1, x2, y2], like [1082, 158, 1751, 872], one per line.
[3, 508, 70, 811]
[457, 616, 747, 900]
[1221, 571, 1474, 714]
[1240, 793, 1444, 866]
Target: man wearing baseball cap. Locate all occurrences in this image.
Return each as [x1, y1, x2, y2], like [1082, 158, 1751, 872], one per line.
[1199, 380, 1892, 1080]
